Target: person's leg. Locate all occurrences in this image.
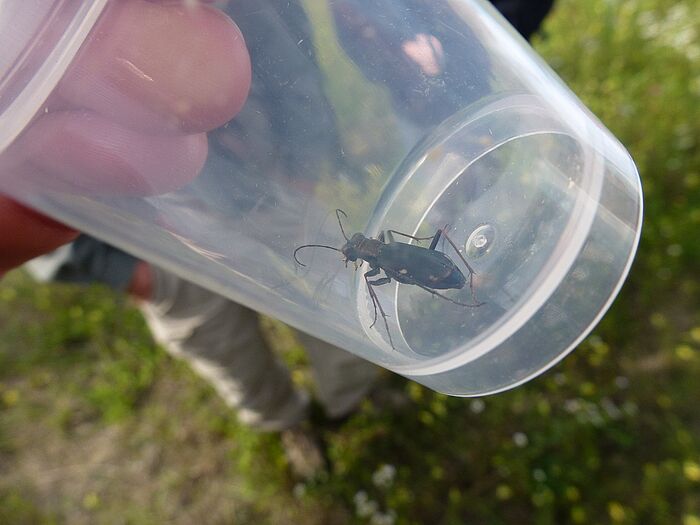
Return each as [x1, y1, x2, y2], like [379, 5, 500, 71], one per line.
[140, 264, 309, 431]
[139, 262, 380, 425]
[295, 331, 380, 419]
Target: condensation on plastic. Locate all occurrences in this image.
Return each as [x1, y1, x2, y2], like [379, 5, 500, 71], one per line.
[0, 0, 642, 395]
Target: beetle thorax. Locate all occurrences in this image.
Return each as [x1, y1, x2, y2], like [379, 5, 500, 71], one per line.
[342, 233, 383, 264]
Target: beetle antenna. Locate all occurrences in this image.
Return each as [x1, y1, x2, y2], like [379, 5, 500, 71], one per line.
[335, 209, 350, 241]
[294, 244, 342, 266]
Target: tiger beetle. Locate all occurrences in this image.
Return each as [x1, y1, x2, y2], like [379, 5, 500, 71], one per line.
[293, 209, 484, 349]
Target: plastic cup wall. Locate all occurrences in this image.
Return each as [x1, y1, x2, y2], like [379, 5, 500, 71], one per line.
[0, 0, 642, 395]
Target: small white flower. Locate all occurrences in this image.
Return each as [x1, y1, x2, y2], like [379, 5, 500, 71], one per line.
[585, 404, 605, 427]
[601, 397, 622, 419]
[372, 464, 397, 489]
[564, 399, 581, 413]
[512, 432, 528, 447]
[371, 510, 397, 525]
[469, 399, 485, 414]
[532, 468, 547, 482]
[354, 491, 368, 505]
[293, 483, 306, 499]
[354, 491, 379, 518]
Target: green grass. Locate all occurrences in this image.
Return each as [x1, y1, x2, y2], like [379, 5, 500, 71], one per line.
[1, 0, 699, 523]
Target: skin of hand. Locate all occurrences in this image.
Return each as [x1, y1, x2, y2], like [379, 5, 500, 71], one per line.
[402, 33, 445, 76]
[0, 0, 251, 276]
[126, 260, 154, 301]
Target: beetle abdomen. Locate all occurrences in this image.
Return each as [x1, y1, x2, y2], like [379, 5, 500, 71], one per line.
[380, 243, 466, 290]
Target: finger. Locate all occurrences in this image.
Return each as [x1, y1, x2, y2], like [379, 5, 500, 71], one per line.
[8, 110, 208, 196]
[53, 0, 251, 133]
[0, 196, 78, 275]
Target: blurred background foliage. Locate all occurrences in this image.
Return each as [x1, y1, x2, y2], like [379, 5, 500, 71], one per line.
[1, 0, 698, 523]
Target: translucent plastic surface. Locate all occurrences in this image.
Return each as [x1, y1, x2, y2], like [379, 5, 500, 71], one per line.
[0, 0, 108, 151]
[0, 0, 642, 395]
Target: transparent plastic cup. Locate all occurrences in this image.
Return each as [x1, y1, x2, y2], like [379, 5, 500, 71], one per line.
[0, 0, 642, 395]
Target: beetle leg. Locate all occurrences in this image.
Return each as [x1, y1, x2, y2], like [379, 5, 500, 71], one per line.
[364, 269, 395, 349]
[412, 282, 484, 307]
[366, 275, 392, 327]
[439, 226, 481, 304]
[363, 267, 381, 326]
[439, 225, 448, 252]
[428, 228, 442, 251]
[386, 230, 435, 245]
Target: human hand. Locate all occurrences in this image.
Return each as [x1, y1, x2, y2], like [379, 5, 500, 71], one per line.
[0, 0, 251, 275]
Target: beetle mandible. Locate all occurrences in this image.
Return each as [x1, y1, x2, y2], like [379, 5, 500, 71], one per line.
[294, 209, 484, 349]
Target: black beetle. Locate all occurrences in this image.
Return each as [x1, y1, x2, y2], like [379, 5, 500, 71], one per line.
[294, 209, 484, 348]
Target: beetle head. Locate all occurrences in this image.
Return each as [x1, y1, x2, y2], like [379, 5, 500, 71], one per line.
[341, 233, 365, 262]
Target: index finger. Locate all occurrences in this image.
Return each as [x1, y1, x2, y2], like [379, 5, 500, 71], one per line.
[53, 0, 251, 133]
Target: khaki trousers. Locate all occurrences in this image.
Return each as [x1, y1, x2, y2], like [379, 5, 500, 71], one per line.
[141, 266, 379, 431]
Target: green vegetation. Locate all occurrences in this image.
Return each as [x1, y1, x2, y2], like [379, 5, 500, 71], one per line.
[1, 0, 698, 523]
